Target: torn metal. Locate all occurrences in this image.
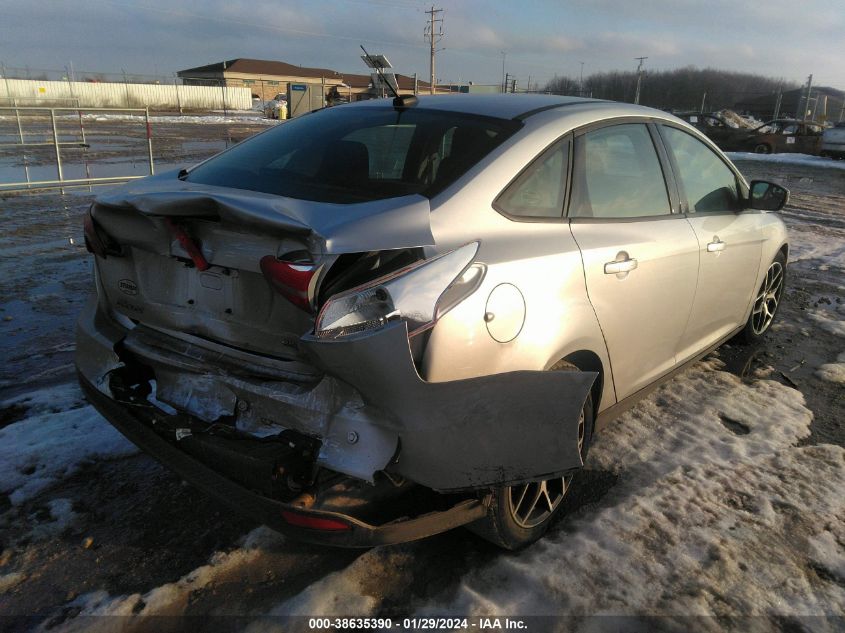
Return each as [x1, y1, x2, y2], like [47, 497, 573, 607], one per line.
[302, 322, 597, 491]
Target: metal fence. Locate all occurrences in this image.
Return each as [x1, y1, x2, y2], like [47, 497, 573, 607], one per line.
[0, 106, 154, 193]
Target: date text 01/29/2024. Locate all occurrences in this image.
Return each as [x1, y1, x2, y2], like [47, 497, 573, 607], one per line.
[307, 618, 528, 630]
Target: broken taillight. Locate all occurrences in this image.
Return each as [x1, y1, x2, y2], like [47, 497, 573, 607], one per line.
[260, 256, 318, 313]
[280, 510, 351, 531]
[83, 209, 122, 258]
[315, 242, 481, 340]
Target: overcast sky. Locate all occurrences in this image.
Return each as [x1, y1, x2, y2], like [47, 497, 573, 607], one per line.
[1, 0, 843, 89]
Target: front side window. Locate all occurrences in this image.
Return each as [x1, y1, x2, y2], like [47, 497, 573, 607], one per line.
[186, 108, 521, 203]
[661, 126, 739, 213]
[495, 139, 569, 219]
[569, 123, 671, 219]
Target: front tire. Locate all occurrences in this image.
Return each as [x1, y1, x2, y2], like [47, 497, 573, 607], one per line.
[754, 143, 772, 154]
[739, 252, 786, 343]
[467, 361, 594, 550]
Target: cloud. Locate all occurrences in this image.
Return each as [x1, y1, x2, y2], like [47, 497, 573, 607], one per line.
[0, 0, 842, 88]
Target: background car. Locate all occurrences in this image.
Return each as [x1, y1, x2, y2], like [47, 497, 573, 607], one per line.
[673, 112, 749, 150]
[77, 95, 789, 549]
[821, 121, 845, 159]
[738, 119, 824, 154]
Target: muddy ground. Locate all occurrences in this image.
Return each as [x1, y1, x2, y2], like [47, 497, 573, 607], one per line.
[0, 121, 843, 630]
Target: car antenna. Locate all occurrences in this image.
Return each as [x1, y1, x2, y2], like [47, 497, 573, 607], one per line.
[360, 45, 417, 110]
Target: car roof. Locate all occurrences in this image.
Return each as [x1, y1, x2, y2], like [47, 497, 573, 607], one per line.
[345, 94, 620, 120]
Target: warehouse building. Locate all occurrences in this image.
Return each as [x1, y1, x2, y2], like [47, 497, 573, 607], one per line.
[177, 58, 432, 104]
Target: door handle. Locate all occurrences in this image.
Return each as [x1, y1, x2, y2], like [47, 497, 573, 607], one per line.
[707, 237, 726, 252]
[604, 257, 638, 275]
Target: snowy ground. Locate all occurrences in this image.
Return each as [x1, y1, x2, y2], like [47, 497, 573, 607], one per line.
[76, 112, 279, 126]
[0, 128, 843, 632]
[727, 152, 845, 170]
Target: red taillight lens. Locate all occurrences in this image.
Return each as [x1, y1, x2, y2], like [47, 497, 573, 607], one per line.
[260, 256, 317, 313]
[281, 510, 351, 531]
[164, 218, 210, 271]
[83, 211, 108, 257]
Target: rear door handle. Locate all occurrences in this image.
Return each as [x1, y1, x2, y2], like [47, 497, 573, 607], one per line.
[604, 257, 638, 275]
[707, 237, 726, 252]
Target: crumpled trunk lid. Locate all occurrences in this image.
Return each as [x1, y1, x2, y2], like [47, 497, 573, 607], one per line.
[89, 172, 434, 359]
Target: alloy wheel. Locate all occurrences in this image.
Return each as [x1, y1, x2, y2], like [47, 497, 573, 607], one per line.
[506, 407, 585, 529]
[751, 261, 784, 335]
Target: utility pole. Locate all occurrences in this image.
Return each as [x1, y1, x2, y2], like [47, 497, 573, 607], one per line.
[579, 61, 584, 96]
[504, 73, 509, 95]
[633, 56, 648, 105]
[500, 50, 507, 93]
[797, 74, 812, 120]
[773, 85, 783, 120]
[424, 6, 443, 95]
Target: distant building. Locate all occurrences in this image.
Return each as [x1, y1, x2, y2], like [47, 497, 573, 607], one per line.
[176, 58, 433, 103]
[733, 86, 844, 122]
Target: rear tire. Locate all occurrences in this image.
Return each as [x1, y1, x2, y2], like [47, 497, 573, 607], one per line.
[738, 252, 786, 344]
[466, 361, 594, 550]
[754, 143, 772, 154]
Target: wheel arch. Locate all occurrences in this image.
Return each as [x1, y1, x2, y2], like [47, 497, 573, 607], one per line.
[558, 349, 605, 416]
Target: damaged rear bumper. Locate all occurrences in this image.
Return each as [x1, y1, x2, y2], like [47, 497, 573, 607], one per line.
[78, 371, 487, 547]
[77, 293, 595, 491]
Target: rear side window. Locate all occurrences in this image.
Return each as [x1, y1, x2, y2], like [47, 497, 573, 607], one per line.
[185, 108, 521, 204]
[660, 126, 739, 213]
[495, 139, 569, 219]
[569, 123, 671, 219]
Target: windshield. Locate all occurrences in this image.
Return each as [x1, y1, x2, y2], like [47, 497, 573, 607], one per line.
[186, 106, 522, 203]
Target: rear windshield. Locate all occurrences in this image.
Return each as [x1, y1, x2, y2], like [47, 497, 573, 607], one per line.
[185, 106, 522, 203]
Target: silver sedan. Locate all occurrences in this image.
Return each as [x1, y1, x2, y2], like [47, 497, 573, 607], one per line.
[76, 94, 789, 549]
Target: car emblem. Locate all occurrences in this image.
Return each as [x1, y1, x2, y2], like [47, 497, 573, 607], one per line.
[118, 279, 138, 296]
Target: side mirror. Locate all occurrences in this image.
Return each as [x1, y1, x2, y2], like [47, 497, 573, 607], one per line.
[748, 180, 789, 211]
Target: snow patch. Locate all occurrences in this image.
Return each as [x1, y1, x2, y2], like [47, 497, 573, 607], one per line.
[586, 359, 812, 483]
[0, 572, 26, 593]
[424, 446, 845, 618]
[76, 112, 280, 126]
[726, 152, 845, 170]
[808, 309, 845, 338]
[784, 224, 845, 268]
[45, 498, 78, 530]
[263, 553, 378, 619]
[0, 383, 137, 505]
[413, 360, 845, 618]
[37, 527, 285, 630]
[816, 352, 845, 384]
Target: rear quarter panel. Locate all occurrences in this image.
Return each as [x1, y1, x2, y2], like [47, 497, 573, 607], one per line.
[419, 106, 624, 411]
